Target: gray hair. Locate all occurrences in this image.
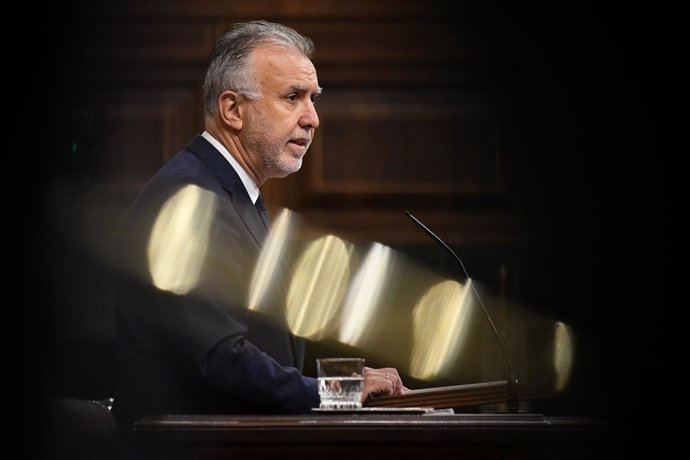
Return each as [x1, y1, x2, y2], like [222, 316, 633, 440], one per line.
[203, 20, 315, 118]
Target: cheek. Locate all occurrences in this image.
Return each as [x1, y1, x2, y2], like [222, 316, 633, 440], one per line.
[267, 104, 300, 129]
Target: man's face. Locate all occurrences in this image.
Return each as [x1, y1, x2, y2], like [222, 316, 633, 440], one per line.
[241, 44, 321, 181]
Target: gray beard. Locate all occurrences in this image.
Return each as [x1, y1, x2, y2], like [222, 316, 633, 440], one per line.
[244, 110, 302, 179]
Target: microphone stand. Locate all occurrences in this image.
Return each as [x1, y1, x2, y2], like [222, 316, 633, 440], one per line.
[404, 211, 519, 413]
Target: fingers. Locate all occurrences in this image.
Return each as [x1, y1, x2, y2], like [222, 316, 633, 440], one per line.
[381, 368, 403, 395]
[361, 367, 405, 402]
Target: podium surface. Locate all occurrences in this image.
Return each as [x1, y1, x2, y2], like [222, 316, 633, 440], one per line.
[136, 413, 604, 459]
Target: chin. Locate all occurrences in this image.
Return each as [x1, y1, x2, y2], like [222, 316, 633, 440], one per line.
[286, 158, 303, 173]
[274, 162, 302, 178]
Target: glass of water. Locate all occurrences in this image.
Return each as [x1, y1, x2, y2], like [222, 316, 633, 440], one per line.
[317, 358, 365, 409]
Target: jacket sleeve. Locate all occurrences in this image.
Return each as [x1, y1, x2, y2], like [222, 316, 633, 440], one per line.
[202, 335, 320, 413]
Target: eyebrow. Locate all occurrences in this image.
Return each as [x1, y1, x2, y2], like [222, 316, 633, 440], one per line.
[289, 84, 323, 98]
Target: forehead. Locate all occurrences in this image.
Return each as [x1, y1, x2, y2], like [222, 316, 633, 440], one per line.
[250, 43, 319, 91]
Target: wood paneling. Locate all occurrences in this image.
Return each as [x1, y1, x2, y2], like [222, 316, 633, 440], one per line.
[311, 90, 498, 195]
[65, 89, 201, 191]
[84, 23, 215, 62]
[60, 0, 519, 247]
[79, 1, 462, 20]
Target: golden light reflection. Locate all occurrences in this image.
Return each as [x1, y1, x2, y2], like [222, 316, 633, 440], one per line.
[248, 208, 293, 311]
[338, 243, 393, 346]
[553, 321, 575, 391]
[286, 235, 352, 340]
[409, 278, 475, 380]
[46, 174, 581, 396]
[147, 185, 217, 295]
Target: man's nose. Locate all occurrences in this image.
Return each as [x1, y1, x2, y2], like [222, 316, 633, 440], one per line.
[300, 100, 320, 129]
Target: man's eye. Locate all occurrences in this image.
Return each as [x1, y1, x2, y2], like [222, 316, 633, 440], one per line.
[287, 94, 298, 102]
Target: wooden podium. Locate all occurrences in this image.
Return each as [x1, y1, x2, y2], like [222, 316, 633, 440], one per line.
[366, 379, 553, 409]
[135, 380, 603, 459]
[136, 413, 604, 460]
[136, 381, 604, 460]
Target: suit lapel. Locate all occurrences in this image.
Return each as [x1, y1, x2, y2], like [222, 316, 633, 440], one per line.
[186, 135, 303, 368]
[186, 135, 267, 247]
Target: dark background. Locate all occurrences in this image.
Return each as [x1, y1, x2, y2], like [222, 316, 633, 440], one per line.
[8, 1, 671, 457]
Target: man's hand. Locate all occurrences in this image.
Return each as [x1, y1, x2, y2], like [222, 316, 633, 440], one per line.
[361, 366, 405, 403]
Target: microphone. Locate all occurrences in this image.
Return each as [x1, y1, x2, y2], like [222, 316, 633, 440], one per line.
[404, 210, 520, 413]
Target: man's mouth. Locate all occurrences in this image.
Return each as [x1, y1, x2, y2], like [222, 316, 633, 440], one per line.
[289, 137, 309, 148]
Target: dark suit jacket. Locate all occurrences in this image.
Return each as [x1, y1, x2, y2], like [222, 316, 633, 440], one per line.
[112, 135, 318, 456]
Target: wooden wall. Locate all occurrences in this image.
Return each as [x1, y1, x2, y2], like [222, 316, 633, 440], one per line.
[55, 0, 522, 246]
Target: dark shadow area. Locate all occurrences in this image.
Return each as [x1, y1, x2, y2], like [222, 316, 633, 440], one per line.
[8, 3, 119, 458]
[458, 2, 669, 455]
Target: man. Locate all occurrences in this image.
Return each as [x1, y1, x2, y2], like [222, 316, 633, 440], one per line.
[112, 20, 403, 457]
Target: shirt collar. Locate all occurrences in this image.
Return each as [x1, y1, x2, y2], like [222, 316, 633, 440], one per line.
[201, 130, 260, 204]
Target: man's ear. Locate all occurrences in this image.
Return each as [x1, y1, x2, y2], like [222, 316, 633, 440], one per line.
[218, 90, 243, 130]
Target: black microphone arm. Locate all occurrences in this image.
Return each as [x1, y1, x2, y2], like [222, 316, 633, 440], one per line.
[404, 210, 520, 413]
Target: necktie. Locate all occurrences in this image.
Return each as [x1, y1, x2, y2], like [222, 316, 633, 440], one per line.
[255, 193, 270, 229]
